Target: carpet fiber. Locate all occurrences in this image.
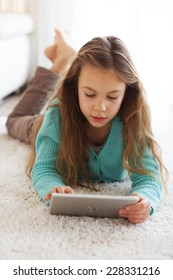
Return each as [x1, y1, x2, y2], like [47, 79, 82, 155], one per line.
[0, 116, 173, 260]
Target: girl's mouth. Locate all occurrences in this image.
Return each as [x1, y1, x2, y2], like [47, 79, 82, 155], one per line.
[90, 116, 107, 122]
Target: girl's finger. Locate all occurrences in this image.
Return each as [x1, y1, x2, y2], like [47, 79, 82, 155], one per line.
[56, 186, 65, 193]
[64, 186, 75, 193]
[127, 213, 148, 220]
[125, 206, 151, 215]
[45, 193, 51, 201]
[128, 218, 146, 224]
[126, 199, 150, 211]
[51, 187, 58, 193]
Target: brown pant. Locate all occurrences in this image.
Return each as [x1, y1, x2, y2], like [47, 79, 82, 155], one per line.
[6, 67, 59, 144]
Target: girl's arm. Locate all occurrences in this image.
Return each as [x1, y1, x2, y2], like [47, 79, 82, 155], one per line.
[31, 105, 71, 204]
[119, 147, 163, 223]
[129, 147, 163, 215]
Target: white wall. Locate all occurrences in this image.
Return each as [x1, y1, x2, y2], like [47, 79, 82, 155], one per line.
[27, 0, 173, 105]
[26, 0, 76, 74]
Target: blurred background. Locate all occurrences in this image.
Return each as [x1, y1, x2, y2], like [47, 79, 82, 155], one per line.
[0, 0, 173, 105]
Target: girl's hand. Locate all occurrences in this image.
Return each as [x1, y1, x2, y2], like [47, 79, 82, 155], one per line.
[119, 193, 151, 224]
[45, 186, 75, 201]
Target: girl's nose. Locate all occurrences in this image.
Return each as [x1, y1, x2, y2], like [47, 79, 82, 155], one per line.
[94, 99, 106, 111]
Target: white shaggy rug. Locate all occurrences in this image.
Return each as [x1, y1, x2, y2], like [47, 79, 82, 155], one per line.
[0, 115, 173, 260]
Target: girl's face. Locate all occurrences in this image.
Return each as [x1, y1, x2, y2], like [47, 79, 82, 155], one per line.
[78, 64, 126, 130]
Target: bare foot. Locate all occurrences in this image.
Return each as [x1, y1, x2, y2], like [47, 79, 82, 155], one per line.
[44, 29, 60, 62]
[50, 29, 76, 73]
[44, 44, 57, 62]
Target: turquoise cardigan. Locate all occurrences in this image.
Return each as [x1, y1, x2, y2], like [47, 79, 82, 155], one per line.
[31, 105, 163, 214]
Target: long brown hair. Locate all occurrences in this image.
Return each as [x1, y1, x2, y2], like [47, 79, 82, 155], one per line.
[26, 36, 167, 187]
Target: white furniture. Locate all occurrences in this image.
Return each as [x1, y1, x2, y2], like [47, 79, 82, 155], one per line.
[0, 12, 34, 99]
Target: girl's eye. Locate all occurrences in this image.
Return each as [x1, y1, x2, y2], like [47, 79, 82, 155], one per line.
[85, 93, 95, 97]
[108, 96, 118, 100]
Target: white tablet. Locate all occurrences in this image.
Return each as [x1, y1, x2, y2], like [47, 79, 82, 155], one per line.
[50, 193, 138, 218]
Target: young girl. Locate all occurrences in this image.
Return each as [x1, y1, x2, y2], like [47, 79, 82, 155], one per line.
[6, 29, 167, 224]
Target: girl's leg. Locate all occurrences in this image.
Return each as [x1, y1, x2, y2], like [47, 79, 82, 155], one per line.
[6, 29, 76, 145]
[48, 29, 76, 73]
[6, 67, 59, 144]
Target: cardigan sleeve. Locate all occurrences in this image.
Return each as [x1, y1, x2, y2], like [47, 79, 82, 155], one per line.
[31, 105, 65, 204]
[129, 147, 163, 215]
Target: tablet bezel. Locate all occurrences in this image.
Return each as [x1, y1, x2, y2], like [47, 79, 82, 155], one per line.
[50, 193, 138, 218]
